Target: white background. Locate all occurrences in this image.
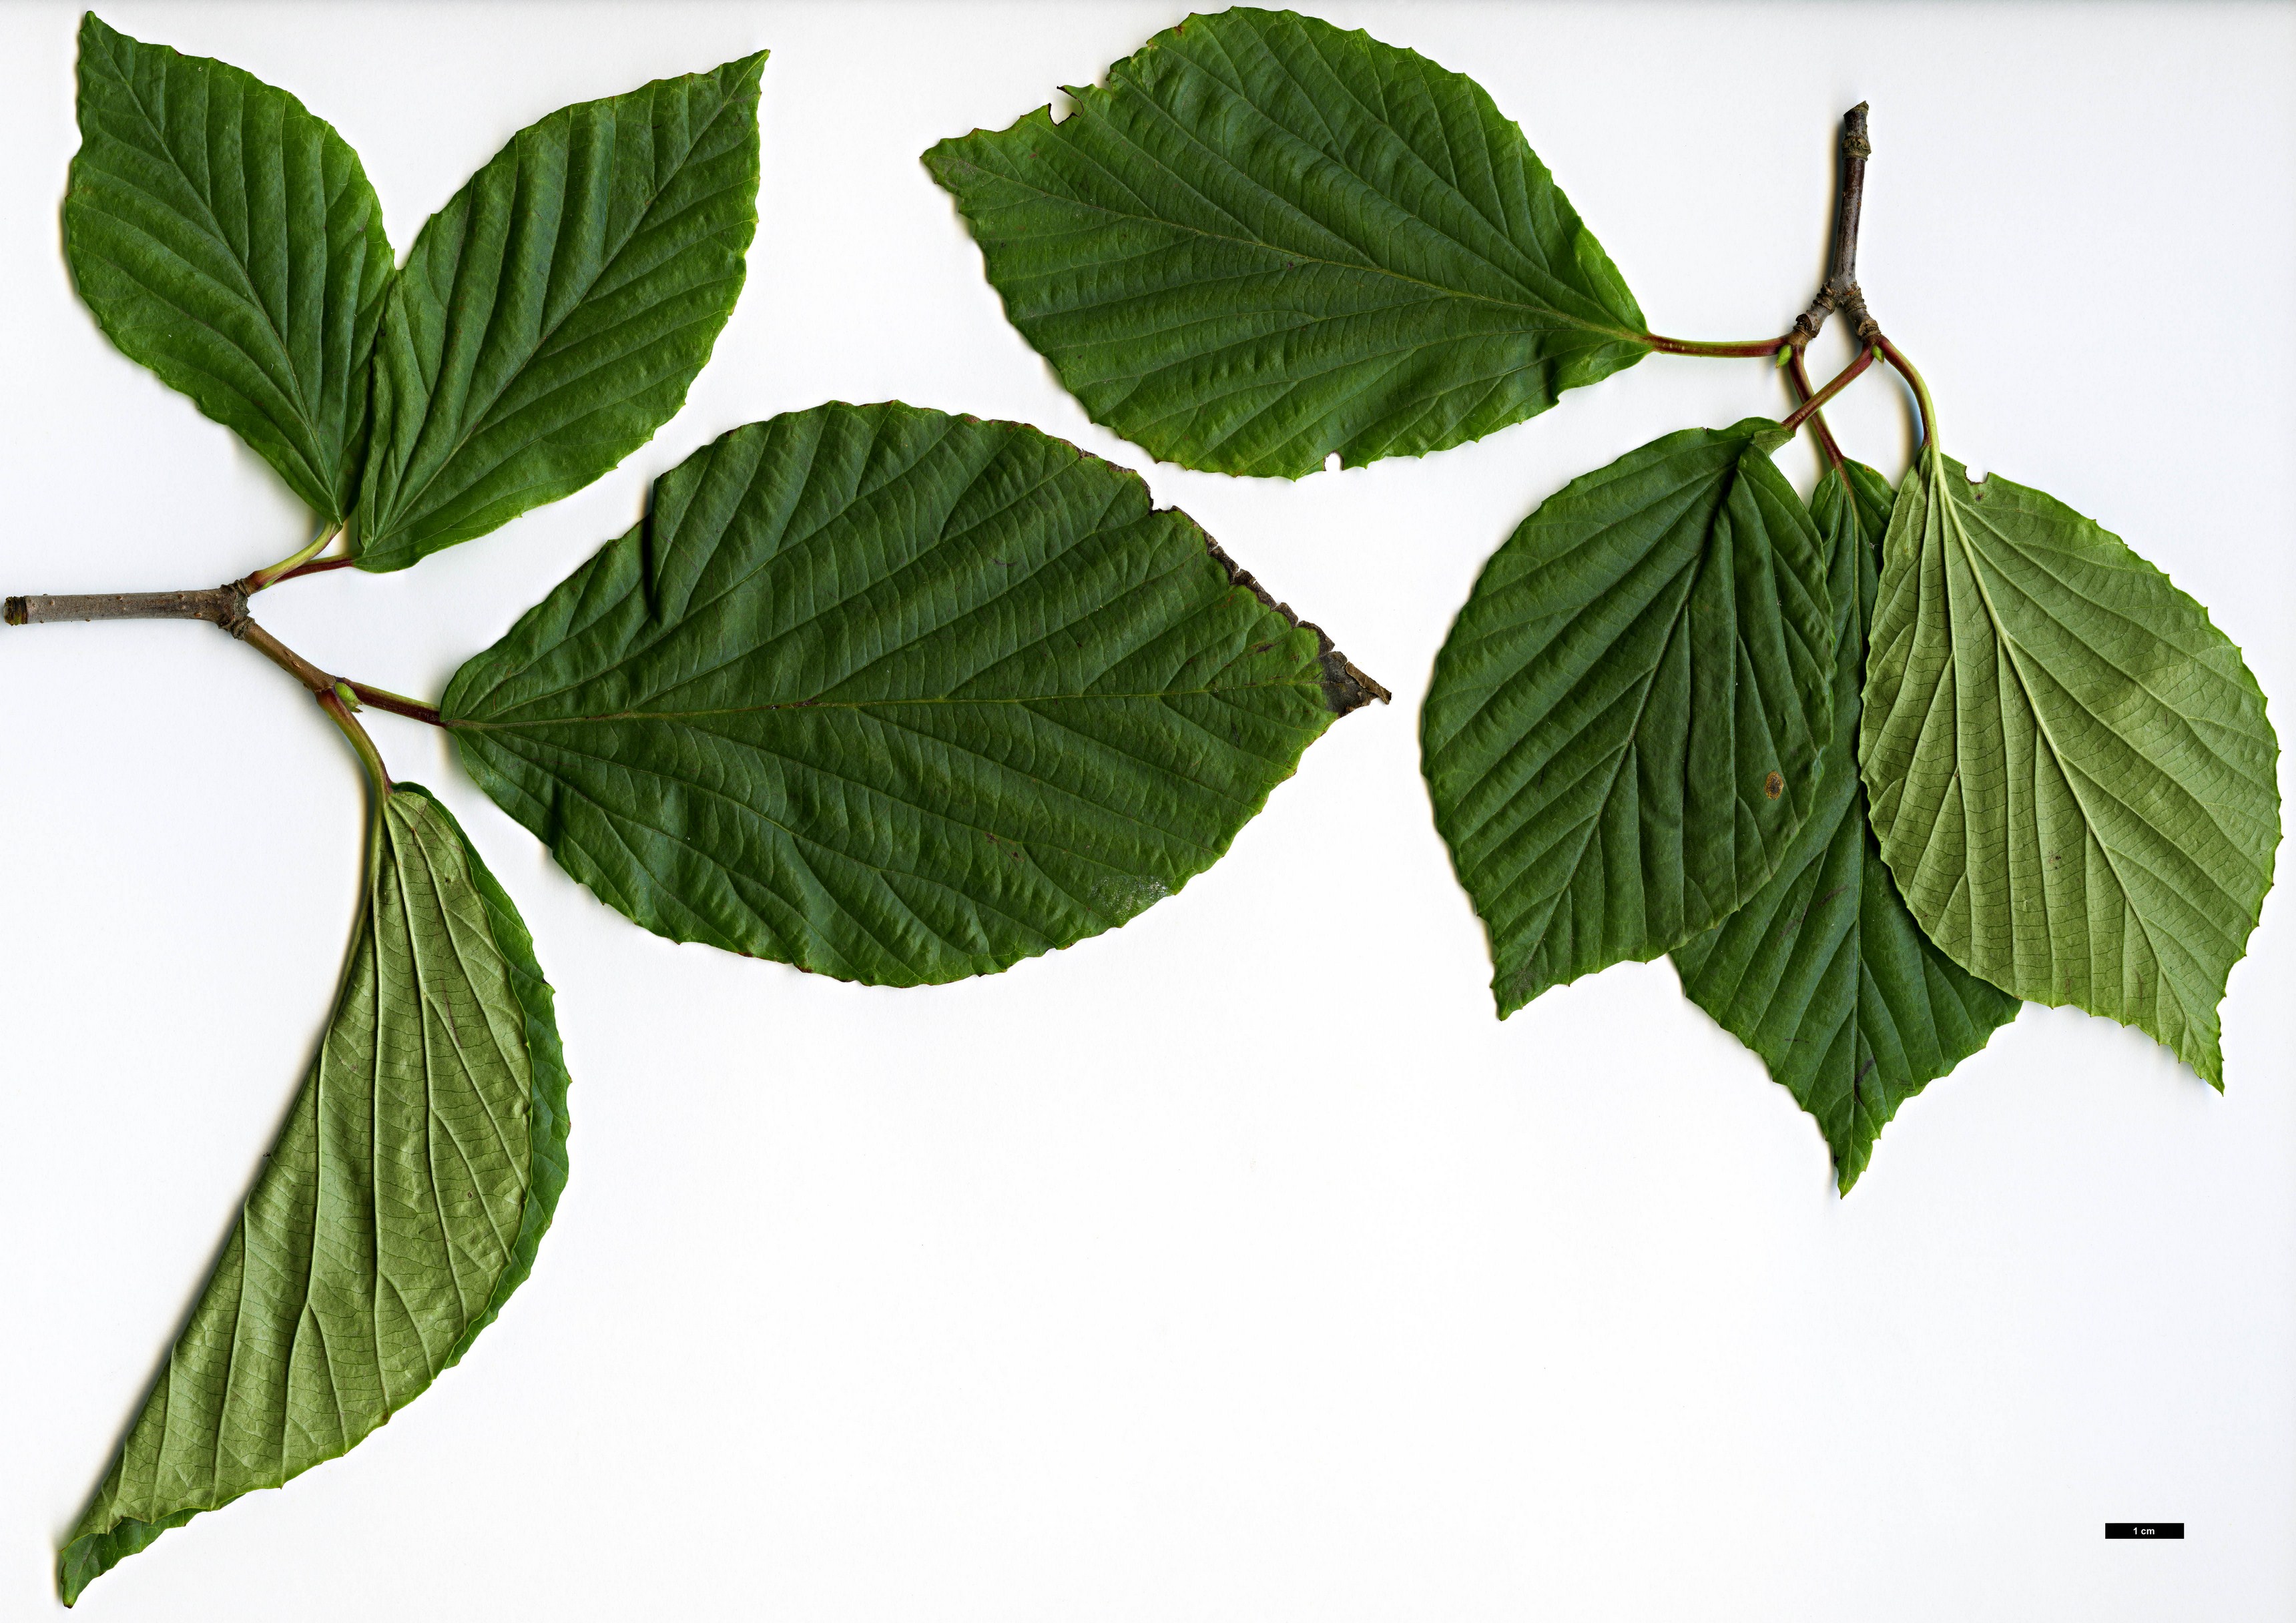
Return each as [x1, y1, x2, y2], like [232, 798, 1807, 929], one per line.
[1, 3, 2290, 1618]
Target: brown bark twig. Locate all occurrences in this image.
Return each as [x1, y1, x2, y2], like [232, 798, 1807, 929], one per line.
[5, 587, 246, 627]
[1791, 103, 1878, 352]
[1641, 105, 1884, 372]
[3, 579, 437, 787]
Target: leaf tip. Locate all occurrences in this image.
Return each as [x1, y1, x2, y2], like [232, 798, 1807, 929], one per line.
[722, 47, 770, 91]
[1491, 969, 1537, 1020]
[1322, 654, 1390, 715]
[56, 1511, 191, 1608]
[1197, 537, 1384, 715]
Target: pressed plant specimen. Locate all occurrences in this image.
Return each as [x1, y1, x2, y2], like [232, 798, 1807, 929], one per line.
[928, 7, 2279, 1191]
[17, 15, 1375, 1601]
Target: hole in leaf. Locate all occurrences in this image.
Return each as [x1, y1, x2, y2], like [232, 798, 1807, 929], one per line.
[1324, 451, 1342, 474]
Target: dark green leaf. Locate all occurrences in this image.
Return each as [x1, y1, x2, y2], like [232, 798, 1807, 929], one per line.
[60, 785, 568, 1605]
[1422, 421, 1832, 1016]
[1674, 462, 2020, 1193]
[353, 53, 766, 573]
[418, 788, 571, 1367]
[923, 7, 1647, 478]
[442, 400, 1383, 986]
[1861, 448, 2280, 1083]
[65, 13, 394, 522]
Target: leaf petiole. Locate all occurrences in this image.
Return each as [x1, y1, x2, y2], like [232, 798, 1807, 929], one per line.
[319, 685, 392, 792]
[1779, 346, 1876, 436]
[228, 619, 390, 787]
[1876, 335, 1939, 454]
[1640, 333, 1792, 359]
[242, 525, 341, 592]
[1784, 349, 1847, 474]
[268, 553, 358, 586]
[346, 681, 444, 727]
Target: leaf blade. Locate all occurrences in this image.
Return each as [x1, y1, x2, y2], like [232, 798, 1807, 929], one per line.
[60, 786, 566, 1604]
[923, 7, 1646, 478]
[1673, 462, 2020, 1192]
[1422, 422, 1833, 1016]
[443, 400, 1381, 986]
[1859, 451, 2280, 1082]
[407, 788, 573, 1366]
[353, 53, 766, 571]
[65, 13, 394, 521]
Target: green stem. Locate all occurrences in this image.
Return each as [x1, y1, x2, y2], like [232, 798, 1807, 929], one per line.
[1640, 332, 1791, 359]
[1876, 336, 1938, 456]
[1779, 345, 1874, 436]
[227, 619, 394, 789]
[346, 681, 444, 727]
[243, 526, 341, 593]
[1784, 350, 1846, 473]
[273, 555, 358, 585]
[320, 687, 392, 792]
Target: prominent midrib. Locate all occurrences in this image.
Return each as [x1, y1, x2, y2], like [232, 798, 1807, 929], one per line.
[371, 79, 746, 543]
[479, 719, 1227, 950]
[1442, 462, 1729, 852]
[451, 677, 1322, 728]
[104, 49, 332, 462]
[1938, 483, 2196, 1036]
[1472, 551, 1704, 972]
[1828, 565, 1886, 1122]
[951, 159, 1643, 348]
[1095, 27, 1633, 340]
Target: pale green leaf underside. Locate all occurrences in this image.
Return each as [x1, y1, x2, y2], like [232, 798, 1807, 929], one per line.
[422, 789, 571, 1367]
[1675, 462, 2019, 1193]
[443, 400, 1380, 986]
[1860, 451, 2279, 1083]
[61, 786, 567, 1605]
[923, 6, 1646, 478]
[1423, 421, 1833, 1016]
[66, 13, 394, 522]
[354, 53, 765, 572]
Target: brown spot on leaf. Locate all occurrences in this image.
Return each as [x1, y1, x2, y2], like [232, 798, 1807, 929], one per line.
[1763, 771, 1785, 800]
[1199, 537, 1389, 715]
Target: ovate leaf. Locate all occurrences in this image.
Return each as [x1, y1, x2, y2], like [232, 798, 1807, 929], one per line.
[442, 400, 1384, 986]
[65, 13, 394, 523]
[353, 53, 766, 572]
[923, 7, 1647, 478]
[61, 786, 569, 1604]
[1674, 462, 2020, 1193]
[1422, 421, 1832, 1016]
[1860, 450, 2281, 1082]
